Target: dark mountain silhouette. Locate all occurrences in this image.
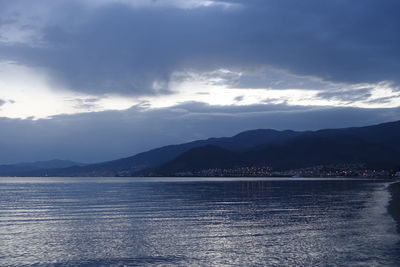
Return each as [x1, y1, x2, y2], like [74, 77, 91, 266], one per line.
[156, 133, 400, 175]
[244, 133, 399, 170]
[1, 120, 400, 177]
[19, 128, 299, 176]
[154, 121, 400, 175]
[157, 145, 246, 174]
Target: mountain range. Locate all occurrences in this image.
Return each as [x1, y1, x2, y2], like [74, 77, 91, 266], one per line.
[1, 120, 400, 177]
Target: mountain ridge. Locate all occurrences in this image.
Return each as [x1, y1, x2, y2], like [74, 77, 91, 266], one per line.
[2, 120, 400, 177]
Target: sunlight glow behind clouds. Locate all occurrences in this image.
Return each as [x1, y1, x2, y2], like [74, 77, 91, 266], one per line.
[144, 69, 400, 111]
[1, 62, 399, 119]
[0, 61, 136, 119]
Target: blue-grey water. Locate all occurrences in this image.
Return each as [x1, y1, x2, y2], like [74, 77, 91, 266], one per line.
[0, 177, 399, 266]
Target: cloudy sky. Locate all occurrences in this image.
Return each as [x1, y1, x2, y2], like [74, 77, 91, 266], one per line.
[0, 0, 400, 163]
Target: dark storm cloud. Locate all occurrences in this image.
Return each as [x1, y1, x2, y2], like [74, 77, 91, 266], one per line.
[1, 0, 400, 95]
[0, 102, 399, 164]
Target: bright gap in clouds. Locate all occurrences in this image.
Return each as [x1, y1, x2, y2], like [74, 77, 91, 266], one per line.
[1, 61, 400, 119]
[85, 0, 238, 9]
[0, 61, 136, 119]
[146, 69, 400, 110]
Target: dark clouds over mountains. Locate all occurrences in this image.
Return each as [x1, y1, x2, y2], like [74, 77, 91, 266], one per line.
[0, 0, 400, 163]
[1, 0, 400, 95]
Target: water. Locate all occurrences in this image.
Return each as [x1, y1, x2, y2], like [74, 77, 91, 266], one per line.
[0, 177, 399, 266]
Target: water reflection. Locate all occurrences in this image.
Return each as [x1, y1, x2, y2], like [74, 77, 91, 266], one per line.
[0, 178, 398, 266]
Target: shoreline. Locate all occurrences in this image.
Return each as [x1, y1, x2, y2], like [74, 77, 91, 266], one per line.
[388, 182, 400, 233]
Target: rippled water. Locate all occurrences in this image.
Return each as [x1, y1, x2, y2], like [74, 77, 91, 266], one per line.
[0, 177, 399, 266]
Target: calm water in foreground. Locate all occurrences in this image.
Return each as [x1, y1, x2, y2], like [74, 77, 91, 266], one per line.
[0, 177, 399, 266]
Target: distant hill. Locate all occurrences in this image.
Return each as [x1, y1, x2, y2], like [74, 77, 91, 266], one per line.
[20, 128, 299, 177]
[157, 145, 246, 174]
[2, 120, 400, 177]
[0, 160, 85, 176]
[147, 120, 400, 175]
[156, 133, 400, 175]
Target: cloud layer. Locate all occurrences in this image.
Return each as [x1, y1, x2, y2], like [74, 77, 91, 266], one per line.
[0, 102, 398, 164]
[1, 0, 400, 95]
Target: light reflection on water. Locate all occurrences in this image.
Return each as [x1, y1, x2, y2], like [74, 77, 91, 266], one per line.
[0, 178, 398, 266]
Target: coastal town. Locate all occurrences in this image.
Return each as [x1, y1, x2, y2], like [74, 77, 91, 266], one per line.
[171, 164, 400, 178]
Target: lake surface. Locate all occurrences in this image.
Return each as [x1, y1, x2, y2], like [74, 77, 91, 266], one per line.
[0, 177, 399, 266]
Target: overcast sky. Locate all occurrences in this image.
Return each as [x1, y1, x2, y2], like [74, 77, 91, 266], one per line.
[0, 0, 400, 163]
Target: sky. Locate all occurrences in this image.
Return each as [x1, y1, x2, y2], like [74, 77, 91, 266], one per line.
[0, 0, 400, 164]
